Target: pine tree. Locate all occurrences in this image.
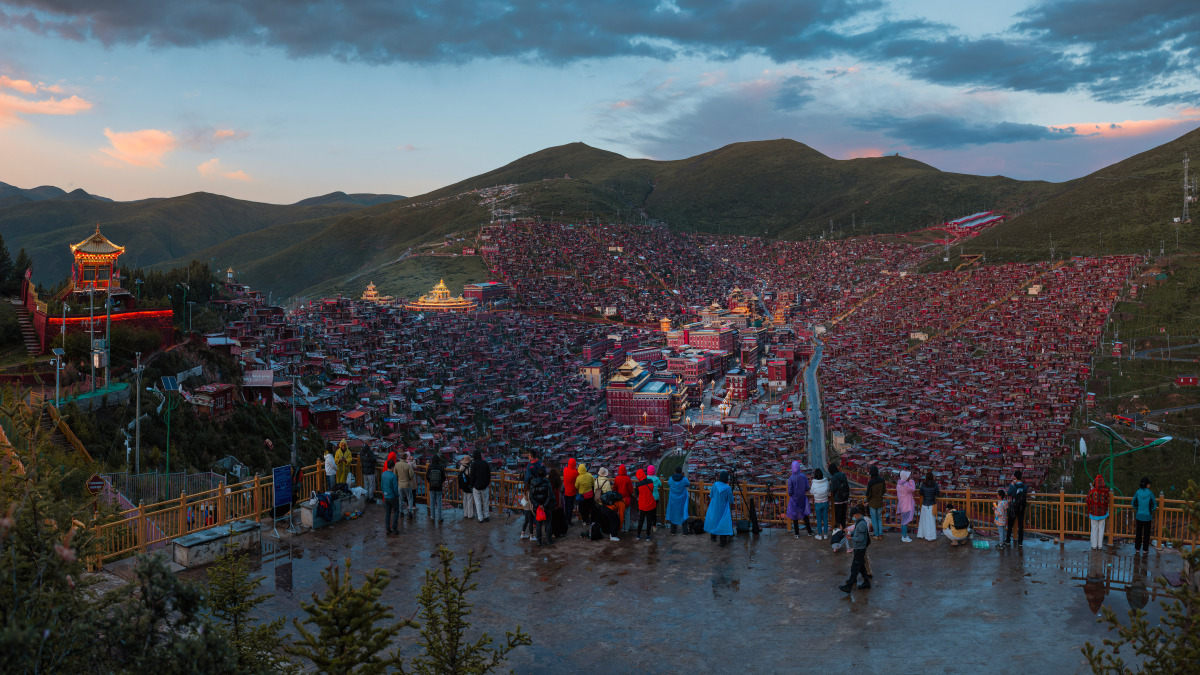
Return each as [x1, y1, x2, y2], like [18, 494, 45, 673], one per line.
[288, 557, 416, 674]
[403, 546, 532, 675]
[205, 542, 297, 673]
[11, 247, 30, 291]
[0, 234, 13, 295]
[1084, 480, 1200, 673]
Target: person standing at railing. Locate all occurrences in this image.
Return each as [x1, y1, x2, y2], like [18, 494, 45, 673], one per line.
[828, 463, 851, 530]
[916, 472, 940, 542]
[810, 468, 830, 540]
[786, 461, 812, 538]
[1086, 475, 1110, 551]
[382, 458, 400, 536]
[614, 465, 634, 532]
[458, 456, 475, 521]
[395, 452, 417, 519]
[324, 448, 336, 493]
[895, 470, 916, 543]
[866, 466, 885, 541]
[427, 454, 446, 522]
[1005, 471, 1030, 548]
[634, 468, 657, 541]
[994, 489, 1010, 549]
[334, 440, 352, 486]
[575, 463, 594, 526]
[1131, 477, 1157, 554]
[470, 450, 492, 523]
[360, 444, 377, 504]
[704, 470, 735, 547]
[666, 466, 690, 535]
[563, 458, 579, 526]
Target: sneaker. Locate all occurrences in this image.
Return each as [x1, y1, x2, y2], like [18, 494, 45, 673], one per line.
[794, 534, 800, 539]
[902, 537, 913, 543]
[520, 532, 529, 540]
[838, 584, 852, 593]
[483, 517, 491, 522]
[609, 536, 620, 542]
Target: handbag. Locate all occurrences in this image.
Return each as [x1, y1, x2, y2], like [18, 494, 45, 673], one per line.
[536, 505, 547, 522]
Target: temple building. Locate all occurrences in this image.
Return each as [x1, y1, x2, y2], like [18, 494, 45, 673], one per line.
[18, 224, 174, 354]
[361, 282, 393, 304]
[605, 356, 688, 429]
[404, 280, 478, 313]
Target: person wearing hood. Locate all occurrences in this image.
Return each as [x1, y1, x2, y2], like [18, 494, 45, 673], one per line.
[574, 463, 595, 525]
[334, 440, 353, 485]
[633, 469, 658, 541]
[563, 458, 579, 525]
[529, 465, 554, 546]
[810, 468, 830, 540]
[666, 467, 691, 534]
[896, 470, 916, 543]
[704, 471, 735, 546]
[1086, 474, 1111, 550]
[324, 448, 337, 492]
[786, 461, 812, 538]
[866, 465, 886, 540]
[647, 465, 662, 503]
[917, 471, 940, 542]
[614, 465, 634, 531]
[470, 450, 492, 522]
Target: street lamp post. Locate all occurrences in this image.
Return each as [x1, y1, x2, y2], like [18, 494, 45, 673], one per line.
[51, 347, 65, 407]
[1087, 421, 1172, 492]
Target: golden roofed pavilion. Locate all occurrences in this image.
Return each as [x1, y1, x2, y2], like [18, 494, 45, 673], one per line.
[361, 281, 393, 304]
[70, 223, 125, 292]
[404, 279, 477, 313]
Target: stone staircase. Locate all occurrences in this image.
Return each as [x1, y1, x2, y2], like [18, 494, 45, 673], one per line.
[10, 299, 41, 356]
[37, 407, 70, 451]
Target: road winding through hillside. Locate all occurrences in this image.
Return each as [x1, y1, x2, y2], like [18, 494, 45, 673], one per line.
[804, 335, 826, 471]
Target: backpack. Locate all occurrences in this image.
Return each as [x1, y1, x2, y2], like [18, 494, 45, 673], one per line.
[316, 492, 334, 523]
[589, 521, 604, 541]
[601, 490, 623, 506]
[833, 474, 850, 502]
[1010, 483, 1028, 511]
[951, 510, 970, 530]
[428, 467, 445, 490]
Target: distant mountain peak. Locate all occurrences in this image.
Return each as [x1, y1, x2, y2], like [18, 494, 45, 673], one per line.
[293, 192, 407, 207]
[0, 181, 110, 203]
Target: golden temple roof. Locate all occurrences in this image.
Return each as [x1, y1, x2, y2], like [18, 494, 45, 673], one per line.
[404, 279, 477, 312]
[71, 224, 124, 256]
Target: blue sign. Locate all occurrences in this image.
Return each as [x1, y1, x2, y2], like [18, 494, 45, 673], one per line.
[272, 465, 293, 508]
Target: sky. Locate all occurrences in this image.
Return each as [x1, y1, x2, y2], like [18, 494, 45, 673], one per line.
[0, 0, 1198, 203]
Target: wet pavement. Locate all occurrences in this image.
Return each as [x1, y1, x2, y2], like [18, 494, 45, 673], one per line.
[215, 508, 1175, 674]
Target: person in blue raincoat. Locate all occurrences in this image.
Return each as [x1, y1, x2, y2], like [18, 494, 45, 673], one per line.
[704, 470, 735, 546]
[666, 466, 691, 535]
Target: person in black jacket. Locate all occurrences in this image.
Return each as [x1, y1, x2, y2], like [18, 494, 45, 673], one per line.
[458, 456, 474, 520]
[828, 462, 851, 529]
[529, 465, 554, 545]
[427, 454, 446, 522]
[360, 445, 378, 504]
[470, 450, 492, 522]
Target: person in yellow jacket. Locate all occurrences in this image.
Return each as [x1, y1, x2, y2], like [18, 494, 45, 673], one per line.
[394, 452, 417, 518]
[574, 463, 595, 525]
[942, 509, 971, 546]
[334, 441, 353, 485]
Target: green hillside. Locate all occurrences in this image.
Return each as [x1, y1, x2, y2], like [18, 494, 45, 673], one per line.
[299, 254, 489, 302]
[958, 125, 1200, 261]
[1, 192, 365, 284]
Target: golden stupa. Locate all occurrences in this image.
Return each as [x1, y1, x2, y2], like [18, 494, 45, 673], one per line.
[404, 279, 477, 313]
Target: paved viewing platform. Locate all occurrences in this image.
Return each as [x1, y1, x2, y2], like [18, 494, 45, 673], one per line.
[196, 509, 1178, 674]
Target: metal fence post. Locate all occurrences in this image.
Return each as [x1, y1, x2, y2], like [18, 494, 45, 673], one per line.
[1058, 489, 1066, 544]
[177, 490, 186, 535]
[252, 474, 261, 522]
[1107, 490, 1115, 547]
[1156, 490, 1165, 551]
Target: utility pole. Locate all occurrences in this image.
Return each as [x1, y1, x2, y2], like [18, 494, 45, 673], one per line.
[104, 281, 112, 388]
[1184, 153, 1192, 224]
[135, 352, 142, 474]
[89, 287, 95, 393]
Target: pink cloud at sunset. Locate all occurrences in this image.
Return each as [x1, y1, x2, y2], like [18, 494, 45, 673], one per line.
[1056, 114, 1200, 140]
[197, 158, 251, 181]
[0, 76, 90, 126]
[100, 128, 178, 167]
[842, 147, 884, 158]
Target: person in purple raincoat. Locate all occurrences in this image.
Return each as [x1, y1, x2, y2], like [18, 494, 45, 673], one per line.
[786, 461, 813, 538]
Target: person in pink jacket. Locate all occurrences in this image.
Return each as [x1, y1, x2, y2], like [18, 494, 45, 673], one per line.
[895, 470, 917, 543]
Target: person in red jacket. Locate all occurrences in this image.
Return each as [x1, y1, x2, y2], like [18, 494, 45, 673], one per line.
[634, 469, 657, 542]
[614, 464, 634, 531]
[563, 458, 579, 526]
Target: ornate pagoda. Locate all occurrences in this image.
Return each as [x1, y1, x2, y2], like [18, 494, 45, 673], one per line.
[70, 224, 124, 293]
[404, 279, 477, 313]
[361, 282, 393, 304]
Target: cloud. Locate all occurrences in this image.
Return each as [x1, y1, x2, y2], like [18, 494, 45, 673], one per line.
[855, 114, 1085, 149]
[2, 0, 1197, 106]
[397, 143, 417, 152]
[100, 128, 177, 167]
[181, 125, 249, 151]
[197, 157, 251, 181]
[772, 75, 814, 112]
[0, 75, 90, 125]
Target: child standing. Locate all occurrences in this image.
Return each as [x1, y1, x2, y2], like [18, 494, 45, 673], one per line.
[994, 489, 1010, 548]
